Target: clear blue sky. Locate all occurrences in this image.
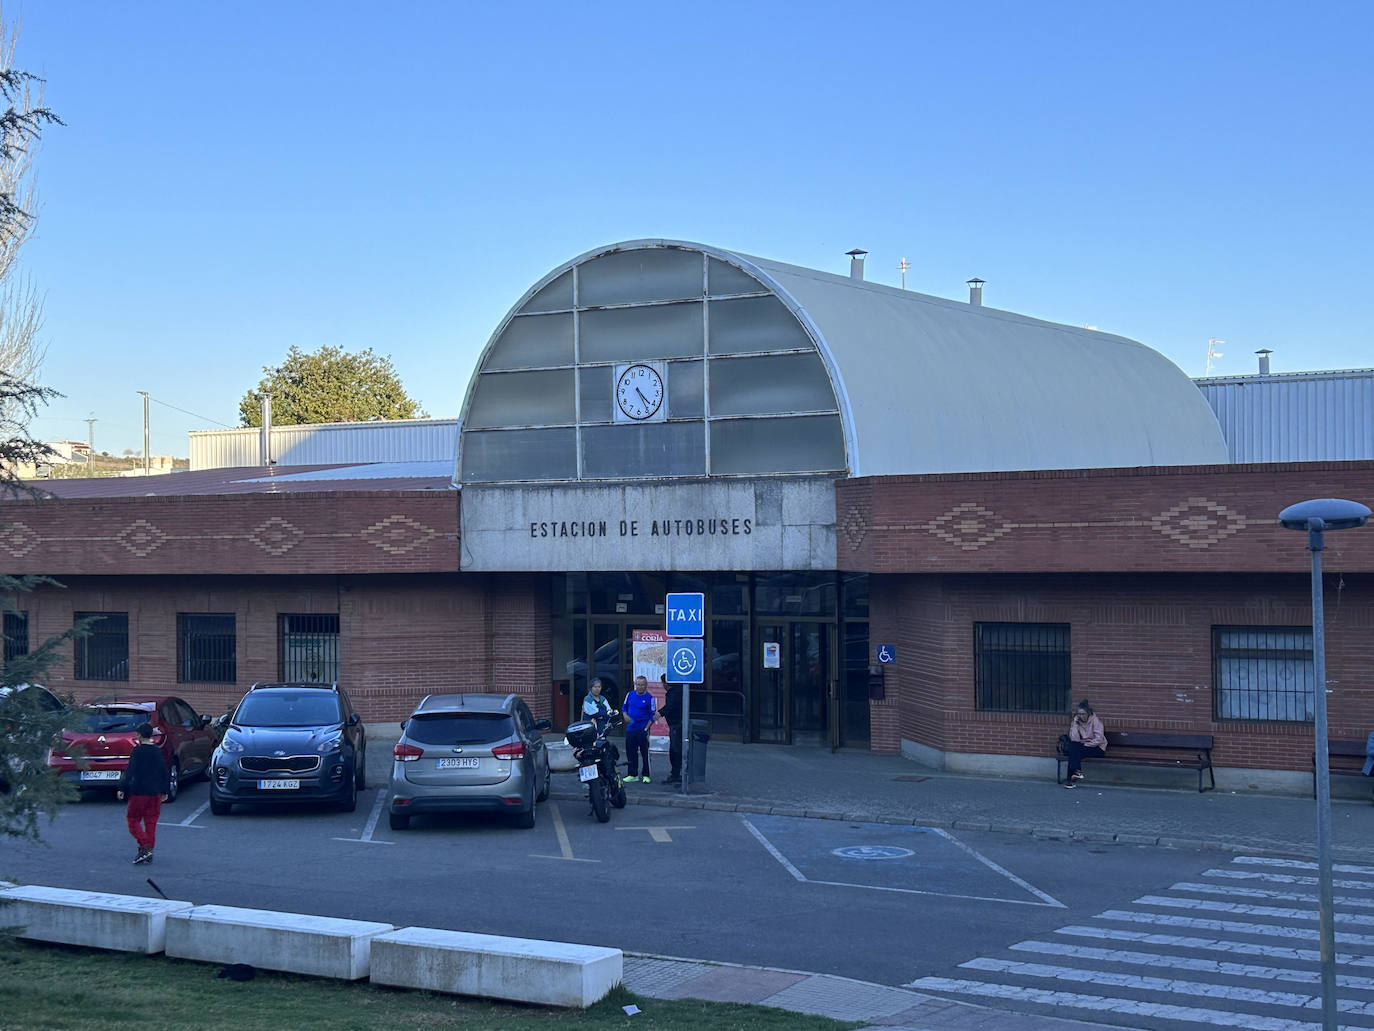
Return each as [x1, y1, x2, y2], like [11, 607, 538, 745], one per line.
[16, 0, 1374, 457]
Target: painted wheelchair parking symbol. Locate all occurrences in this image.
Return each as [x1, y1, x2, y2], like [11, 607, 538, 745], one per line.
[742, 814, 1063, 908]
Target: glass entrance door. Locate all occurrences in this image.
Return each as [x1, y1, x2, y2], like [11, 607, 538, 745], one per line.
[752, 621, 837, 745]
[577, 620, 659, 713]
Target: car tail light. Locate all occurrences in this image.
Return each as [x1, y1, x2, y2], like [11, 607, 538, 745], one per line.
[491, 741, 525, 760]
[393, 743, 424, 762]
[151, 732, 165, 746]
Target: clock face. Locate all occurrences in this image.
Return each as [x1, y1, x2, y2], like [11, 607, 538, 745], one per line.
[614, 364, 665, 421]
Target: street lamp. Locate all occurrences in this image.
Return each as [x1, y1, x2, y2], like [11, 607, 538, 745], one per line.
[1278, 497, 1371, 1031]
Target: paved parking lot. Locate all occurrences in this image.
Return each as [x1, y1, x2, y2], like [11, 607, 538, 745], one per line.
[5, 768, 1210, 989]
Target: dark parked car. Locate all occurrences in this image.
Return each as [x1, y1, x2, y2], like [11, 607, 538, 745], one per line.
[389, 693, 551, 830]
[1, 683, 69, 796]
[210, 682, 366, 815]
[46, 695, 217, 801]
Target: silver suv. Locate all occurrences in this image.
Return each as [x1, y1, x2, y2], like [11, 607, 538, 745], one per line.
[389, 693, 551, 831]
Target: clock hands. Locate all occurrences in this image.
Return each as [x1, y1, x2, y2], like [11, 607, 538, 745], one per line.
[636, 387, 652, 409]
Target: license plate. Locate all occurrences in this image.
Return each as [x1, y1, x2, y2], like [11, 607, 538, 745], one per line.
[258, 779, 300, 790]
[80, 770, 122, 782]
[436, 757, 480, 769]
[578, 764, 599, 783]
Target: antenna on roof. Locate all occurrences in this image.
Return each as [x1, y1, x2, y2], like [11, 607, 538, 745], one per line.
[1205, 338, 1225, 375]
[897, 257, 910, 290]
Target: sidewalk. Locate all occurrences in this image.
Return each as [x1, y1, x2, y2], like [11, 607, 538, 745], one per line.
[539, 738, 1374, 1030]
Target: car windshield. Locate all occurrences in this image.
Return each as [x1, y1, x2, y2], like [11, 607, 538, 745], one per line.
[235, 692, 342, 728]
[407, 713, 514, 745]
[81, 708, 151, 733]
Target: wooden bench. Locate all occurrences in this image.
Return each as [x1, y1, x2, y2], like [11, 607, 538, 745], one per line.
[1314, 739, 1372, 799]
[1056, 731, 1215, 792]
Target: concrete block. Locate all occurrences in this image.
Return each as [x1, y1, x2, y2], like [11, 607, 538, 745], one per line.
[165, 905, 393, 980]
[370, 926, 621, 1007]
[0, 885, 192, 953]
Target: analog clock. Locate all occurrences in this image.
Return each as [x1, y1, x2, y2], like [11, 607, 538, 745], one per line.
[613, 363, 666, 422]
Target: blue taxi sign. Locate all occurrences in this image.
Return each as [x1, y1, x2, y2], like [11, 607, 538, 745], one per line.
[665, 592, 705, 638]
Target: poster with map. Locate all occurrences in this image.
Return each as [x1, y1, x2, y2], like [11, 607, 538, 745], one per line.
[632, 629, 670, 752]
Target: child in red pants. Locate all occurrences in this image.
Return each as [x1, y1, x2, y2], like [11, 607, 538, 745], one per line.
[117, 723, 169, 864]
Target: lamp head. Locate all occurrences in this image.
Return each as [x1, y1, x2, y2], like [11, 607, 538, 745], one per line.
[1279, 498, 1371, 532]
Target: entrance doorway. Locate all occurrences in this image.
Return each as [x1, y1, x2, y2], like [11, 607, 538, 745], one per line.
[570, 619, 660, 714]
[754, 622, 839, 746]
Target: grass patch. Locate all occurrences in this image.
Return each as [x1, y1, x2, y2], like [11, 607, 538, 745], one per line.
[0, 939, 863, 1031]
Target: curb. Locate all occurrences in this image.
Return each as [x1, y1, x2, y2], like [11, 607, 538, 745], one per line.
[551, 788, 1342, 863]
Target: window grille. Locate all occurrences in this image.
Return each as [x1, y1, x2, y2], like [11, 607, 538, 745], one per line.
[280, 614, 339, 683]
[74, 612, 129, 681]
[1213, 626, 1314, 722]
[178, 613, 236, 683]
[3, 611, 28, 663]
[975, 622, 1071, 713]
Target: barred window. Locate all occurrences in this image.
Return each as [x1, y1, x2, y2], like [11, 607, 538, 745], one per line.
[178, 613, 236, 683]
[280, 614, 339, 683]
[4, 611, 28, 663]
[74, 612, 129, 681]
[1214, 626, 1314, 722]
[975, 622, 1071, 713]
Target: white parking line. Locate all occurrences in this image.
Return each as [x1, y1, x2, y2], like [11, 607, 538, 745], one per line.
[176, 801, 209, 827]
[531, 800, 598, 863]
[331, 789, 394, 845]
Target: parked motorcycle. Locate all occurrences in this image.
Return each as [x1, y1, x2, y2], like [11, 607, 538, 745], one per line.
[565, 711, 628, 822]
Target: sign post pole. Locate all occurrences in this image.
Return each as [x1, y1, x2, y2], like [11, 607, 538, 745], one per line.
[665, 592, 706, 796]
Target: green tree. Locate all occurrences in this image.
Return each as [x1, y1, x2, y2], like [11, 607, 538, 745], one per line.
[238, 345, 428, 426]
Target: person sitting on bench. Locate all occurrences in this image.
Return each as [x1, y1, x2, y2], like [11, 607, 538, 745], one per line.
[1064, 700, 1107, 789]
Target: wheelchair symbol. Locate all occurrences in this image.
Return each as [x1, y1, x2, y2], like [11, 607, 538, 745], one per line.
[877, 645, 895, 664]
[671, 646, 699, 677]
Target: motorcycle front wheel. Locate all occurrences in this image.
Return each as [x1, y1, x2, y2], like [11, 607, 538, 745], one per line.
[589, 778, 611, 823]
[610, 776, 627, 809]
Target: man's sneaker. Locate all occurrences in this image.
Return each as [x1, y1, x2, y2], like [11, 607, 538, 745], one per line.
[1062, 780, 1077, 789]
[660, 776, 680, 784]
[133, 849, 152, 864]
[1071, 771, 1085, 781]
[624, 776, 639, 783]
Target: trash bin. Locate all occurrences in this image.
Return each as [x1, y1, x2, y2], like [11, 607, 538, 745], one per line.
[688, 718, 711, 783]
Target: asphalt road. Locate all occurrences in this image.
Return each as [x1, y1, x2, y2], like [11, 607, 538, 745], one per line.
[4, 767, 1219, 990]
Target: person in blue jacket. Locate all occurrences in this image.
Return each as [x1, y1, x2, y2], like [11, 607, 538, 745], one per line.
[620, 675, 657, 783]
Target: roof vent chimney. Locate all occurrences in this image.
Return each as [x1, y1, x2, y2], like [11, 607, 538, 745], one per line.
[846, 249, 867, 281]
[259, 396, 273, 466]
[1256, 348, 1273, 375]
[967, 278, 985, 307]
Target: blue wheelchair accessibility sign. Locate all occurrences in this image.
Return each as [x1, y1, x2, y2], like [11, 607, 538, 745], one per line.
[665, 638, 705, 684]
[877, 644, 896, 664]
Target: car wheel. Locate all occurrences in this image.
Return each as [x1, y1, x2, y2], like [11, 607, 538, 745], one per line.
[210, 797, 232, 816]
[165, 761, 180, 803]
[535, 762, 551, 803]
[515, 795, 536, 830]
[338, 768, 358, 813]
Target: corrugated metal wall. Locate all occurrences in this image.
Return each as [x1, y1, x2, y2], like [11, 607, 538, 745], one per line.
[1196, 370, 1374, 463]
[189, 419, 460, 470]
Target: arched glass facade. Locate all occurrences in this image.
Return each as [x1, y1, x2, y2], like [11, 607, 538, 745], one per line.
[459, 244, 848, 483]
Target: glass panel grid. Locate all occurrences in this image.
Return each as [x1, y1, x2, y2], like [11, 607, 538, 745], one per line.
[1213, 626, 1314, 722]
[975, 622, 1070, 713]
[3, 611, 28, 662]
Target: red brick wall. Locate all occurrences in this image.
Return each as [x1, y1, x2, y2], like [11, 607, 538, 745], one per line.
[15, 572, 551, 725]
[0, 491, 460, 576]
[837, 462, 1374, 574]
[879, 571, 1374, 771]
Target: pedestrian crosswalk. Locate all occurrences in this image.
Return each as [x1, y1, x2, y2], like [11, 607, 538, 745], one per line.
[909, 855, 1374, 1030]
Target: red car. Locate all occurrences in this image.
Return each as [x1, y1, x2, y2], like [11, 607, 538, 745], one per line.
[47, 696, 218, 802]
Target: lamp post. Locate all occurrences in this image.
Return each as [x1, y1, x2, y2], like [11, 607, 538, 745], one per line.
[1278, 497, 1371, 1031]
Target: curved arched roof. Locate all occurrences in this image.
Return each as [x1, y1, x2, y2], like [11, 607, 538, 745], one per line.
[457, 239, 1227, 482]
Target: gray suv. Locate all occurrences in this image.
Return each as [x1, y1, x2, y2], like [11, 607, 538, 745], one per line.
[389, 693, 551, 831]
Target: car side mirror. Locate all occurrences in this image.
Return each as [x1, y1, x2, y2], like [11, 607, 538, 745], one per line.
[200, 714, 211, 728]
[535, 719, 552, 732]
[347, 713, 360, 727]
[399, 720, 407, 731]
